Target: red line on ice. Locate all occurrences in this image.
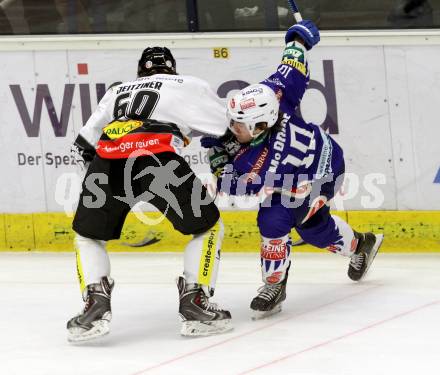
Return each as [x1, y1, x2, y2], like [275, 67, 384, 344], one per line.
[237, 299, 440, 375]
[131, 284, 381, 375]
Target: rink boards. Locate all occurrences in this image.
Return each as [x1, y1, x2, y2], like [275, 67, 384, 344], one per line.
[1, 32, 440, 253]
[1, 32, 440, 212]
[1, 210, 439, 252]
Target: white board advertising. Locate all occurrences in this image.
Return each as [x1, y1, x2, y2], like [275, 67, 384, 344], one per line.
[0, 45, 439, 212]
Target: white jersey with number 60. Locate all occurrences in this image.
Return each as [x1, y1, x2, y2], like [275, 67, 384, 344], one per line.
[79, 74, 228, 148]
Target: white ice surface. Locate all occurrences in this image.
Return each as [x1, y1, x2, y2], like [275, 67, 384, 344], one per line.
[0, 252, 439, 375]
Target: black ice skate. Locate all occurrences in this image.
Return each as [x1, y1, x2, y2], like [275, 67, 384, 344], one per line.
[177, 276, 232, 336]
[250, 264, 290, 320]
[67, 276, 114, 343]
[348, 232, 384, 281]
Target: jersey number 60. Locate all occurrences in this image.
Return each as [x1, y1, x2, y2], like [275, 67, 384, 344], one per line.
[113, 89, 160, 120]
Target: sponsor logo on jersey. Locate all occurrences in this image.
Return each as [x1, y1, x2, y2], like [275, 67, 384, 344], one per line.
[96, 133, 175, 159]
[100, 138, 161, 154]
[246, 147, 269, 182]
[316, 128, 333, 178]
[234, 145, 250, 161]
[240, 98, 256, 110]
[281, 58, 307, 76]
[283, 46, 305, 60]
[103, 120, 143, 140]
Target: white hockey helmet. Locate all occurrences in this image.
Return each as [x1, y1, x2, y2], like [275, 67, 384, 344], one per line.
[227, 83, 279, 136]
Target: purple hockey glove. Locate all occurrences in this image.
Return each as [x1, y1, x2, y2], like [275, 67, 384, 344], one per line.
[285, 20, 320, 50]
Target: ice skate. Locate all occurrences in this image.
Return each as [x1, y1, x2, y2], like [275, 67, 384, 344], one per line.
[250, 264, 290, 320]
[67, 276, 114, 343]
[348, 232, 384, 281]
[177, 276, 232, 336]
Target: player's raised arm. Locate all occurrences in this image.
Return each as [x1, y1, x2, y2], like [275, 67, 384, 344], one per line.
[262, 20, 320, 113]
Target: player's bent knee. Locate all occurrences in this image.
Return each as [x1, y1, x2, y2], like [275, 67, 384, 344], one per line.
[296, 213, 342, 249]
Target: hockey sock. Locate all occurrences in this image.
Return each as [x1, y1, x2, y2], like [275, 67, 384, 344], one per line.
[183, 219, 224, 295]
[74, 234, 111, 295]
[260, 234, 291, 284]
[326, 215, 358, 256]
[296, 215, 357, 257]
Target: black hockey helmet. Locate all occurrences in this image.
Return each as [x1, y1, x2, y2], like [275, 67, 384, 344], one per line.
[137, 47, 177, 77]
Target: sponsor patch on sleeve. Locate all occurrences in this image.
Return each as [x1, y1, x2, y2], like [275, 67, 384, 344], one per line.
[281, 44, 307, 76]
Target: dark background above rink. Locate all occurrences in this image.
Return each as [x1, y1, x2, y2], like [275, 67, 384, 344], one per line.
[0, 0, 439, 35]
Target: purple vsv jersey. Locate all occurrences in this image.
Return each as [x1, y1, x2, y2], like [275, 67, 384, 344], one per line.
[219, 41, 344, 196]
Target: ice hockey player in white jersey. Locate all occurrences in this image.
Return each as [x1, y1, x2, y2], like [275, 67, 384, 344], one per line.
[202, 21, 384, 320]
[68, 47, 231, 342]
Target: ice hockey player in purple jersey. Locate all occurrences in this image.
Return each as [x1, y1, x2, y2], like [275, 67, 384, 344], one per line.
[202, 20, 384, 319]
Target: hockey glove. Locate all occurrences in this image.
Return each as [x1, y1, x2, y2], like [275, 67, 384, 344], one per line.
[207, 146, 229, 178]
[200, 135, 223, 149]
[71, 134, 96, 174]
[285, 20, 320, 50]
[219, 129, 241, 156]
[201, 129, 241, 157]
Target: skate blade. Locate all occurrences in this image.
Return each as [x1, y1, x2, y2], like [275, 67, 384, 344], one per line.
[67, 319, 110, 343]
[251, 303, 282, 320]
[358, 233, 384, 282]
[180, 319, 232, 337]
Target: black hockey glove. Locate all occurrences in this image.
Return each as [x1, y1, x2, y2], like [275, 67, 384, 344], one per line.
[219, 129, 241, 156]
[201, 129, 241, 157]
[207, 146, 229, 178]
[71, 134, 96, 173]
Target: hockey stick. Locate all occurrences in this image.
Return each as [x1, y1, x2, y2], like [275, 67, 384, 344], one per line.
[121, 230, 162, 247]
[292, 237, 306, 246]
[286, 0, 304, 248]
[286, 0, 303, 22]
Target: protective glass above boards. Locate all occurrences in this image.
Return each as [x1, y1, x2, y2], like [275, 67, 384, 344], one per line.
[0, 0, 438, 35]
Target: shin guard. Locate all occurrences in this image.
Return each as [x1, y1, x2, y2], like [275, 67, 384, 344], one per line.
[74, 234, 110, 294]
[260, 234, 291, 284]
[183, 219, 224, 294]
